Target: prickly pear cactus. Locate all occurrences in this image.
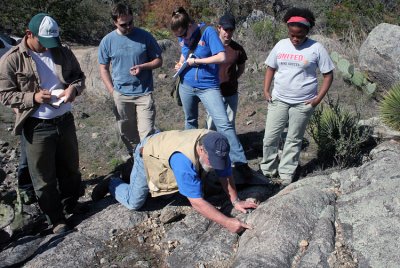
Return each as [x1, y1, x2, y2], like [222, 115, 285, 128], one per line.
[330, 51, 340, 63]
[351, 70, 365, 87]
[364, 83, 377, 95]
[337, 58, 354, 79]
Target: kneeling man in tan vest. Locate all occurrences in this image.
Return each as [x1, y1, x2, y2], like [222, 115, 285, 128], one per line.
[92, 129, 257, 233]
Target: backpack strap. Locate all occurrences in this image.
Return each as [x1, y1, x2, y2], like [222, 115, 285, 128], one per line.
[187, 24, 208, 56]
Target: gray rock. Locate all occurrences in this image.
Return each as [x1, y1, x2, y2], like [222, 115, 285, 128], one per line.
[72, 47, 109, 100]
[298, 205, 335, 268]
[0, 236, 45, 267]
[336, 141, 400, 267]
[166, 210, 238, 267]
[359, 117, 400, 141]
[159, 206, 183, 224]
[232, 179, 336, 268]
[359, 23, 400, 91]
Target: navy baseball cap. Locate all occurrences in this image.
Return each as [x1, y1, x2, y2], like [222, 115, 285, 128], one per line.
[218, 14, 236, 30]
[28, 13, 61, 48]
[202, 132, 230, 170]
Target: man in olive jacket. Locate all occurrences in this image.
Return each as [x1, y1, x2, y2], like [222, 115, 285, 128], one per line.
[0, 13, 85, 234]
[93, 129, 258, 233]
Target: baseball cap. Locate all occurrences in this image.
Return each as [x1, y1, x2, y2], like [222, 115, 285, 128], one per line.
[202, 132, 230, 170]
[218, 14, 236, 30]
[28, 13, 61, 48]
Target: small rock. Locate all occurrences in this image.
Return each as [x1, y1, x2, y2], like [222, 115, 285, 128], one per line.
[158, 73, 168, 79]
[335, 241, 343, 248]
[100, 258, 107, 264]
[160, 207, 182, 224]
[246, 120, 253, 125]
[138, 236, 145, 244]
[6, 127, 12, 132]
[299, 240, 309, 247]
[91, 133, 99, 139]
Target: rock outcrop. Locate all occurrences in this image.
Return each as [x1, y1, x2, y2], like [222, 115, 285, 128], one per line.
[1, 140, 399, 267]
[359, 23, 400, 91]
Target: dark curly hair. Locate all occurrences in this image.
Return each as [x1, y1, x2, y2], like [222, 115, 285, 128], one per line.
[283, 7, 315, 30]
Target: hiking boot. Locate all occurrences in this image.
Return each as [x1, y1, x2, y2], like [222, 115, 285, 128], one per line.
[52, 220, 71, 234]
[235, 163, 254, 181]
[279, 174, 293, 186]
[91, 175, 112, 202]
[268, 174, 293, 187]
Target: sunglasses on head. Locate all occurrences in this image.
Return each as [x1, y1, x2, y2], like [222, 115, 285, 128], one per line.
[118, 20, 133, 28]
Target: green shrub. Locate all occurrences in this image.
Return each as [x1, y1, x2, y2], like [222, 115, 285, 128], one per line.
[307, 98, 369, 168]
[380, 83, 400, 131]
[249, 19, 286, 51]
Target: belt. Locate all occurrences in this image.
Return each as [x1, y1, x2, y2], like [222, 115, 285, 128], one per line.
[28, 112, 73, 124]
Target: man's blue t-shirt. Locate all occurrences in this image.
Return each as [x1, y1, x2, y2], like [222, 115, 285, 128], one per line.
[98, 28, 162, 96]
[178, 23, 225, 89]
[169, 152, 232, 198]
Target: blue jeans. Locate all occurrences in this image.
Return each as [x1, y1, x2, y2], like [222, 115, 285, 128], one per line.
[179, 82, 247, 164]
[207, 93, 238, 132]
[109, 135, 152, 210]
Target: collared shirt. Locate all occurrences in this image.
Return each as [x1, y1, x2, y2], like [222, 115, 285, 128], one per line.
[0, 36, 85, 135]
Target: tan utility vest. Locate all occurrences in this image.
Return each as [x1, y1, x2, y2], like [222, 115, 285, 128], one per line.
[142, 129, 210, 197]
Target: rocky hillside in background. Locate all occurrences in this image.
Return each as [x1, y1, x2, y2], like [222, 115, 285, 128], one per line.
[1, 21, 400, 268]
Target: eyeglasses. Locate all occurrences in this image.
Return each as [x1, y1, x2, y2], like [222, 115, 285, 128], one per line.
[118, 20, 133, 28]
[176, 28, 188, 38]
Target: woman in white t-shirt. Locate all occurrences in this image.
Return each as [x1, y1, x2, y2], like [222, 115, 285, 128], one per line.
[260, 7, 334, 186]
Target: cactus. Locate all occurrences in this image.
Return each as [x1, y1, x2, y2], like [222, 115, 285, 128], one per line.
[364, 83, 377, 95]
[330, 51, 340, 63]
[351, 70, 365, 87]
[337, 58, 354, 78]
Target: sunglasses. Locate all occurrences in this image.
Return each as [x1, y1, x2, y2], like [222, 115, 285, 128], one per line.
[118, 20, 133, 28]
[176, 27, 188, 38]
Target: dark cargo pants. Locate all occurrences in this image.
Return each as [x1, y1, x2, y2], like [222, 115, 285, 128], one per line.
[22, 112, 82, 224]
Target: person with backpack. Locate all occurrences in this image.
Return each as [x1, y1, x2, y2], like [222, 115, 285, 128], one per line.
[171, 7, 253, 178]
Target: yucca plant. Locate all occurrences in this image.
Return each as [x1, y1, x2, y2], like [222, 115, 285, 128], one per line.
[380, 83, 400, 131]
[308, 98, 369, 168]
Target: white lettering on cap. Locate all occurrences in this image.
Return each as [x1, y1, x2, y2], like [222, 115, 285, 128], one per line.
[38, 16, 59, 38]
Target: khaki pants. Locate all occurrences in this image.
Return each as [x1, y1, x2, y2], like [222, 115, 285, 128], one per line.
[113, 91, 156, 154]
[260, 98, 315, 178]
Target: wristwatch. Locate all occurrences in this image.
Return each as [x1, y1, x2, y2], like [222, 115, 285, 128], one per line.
[232, 197, 241, 206]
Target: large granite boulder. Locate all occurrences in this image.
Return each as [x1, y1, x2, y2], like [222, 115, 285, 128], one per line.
[359, 23, 400, 91]
[2, 141, 400, 267]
